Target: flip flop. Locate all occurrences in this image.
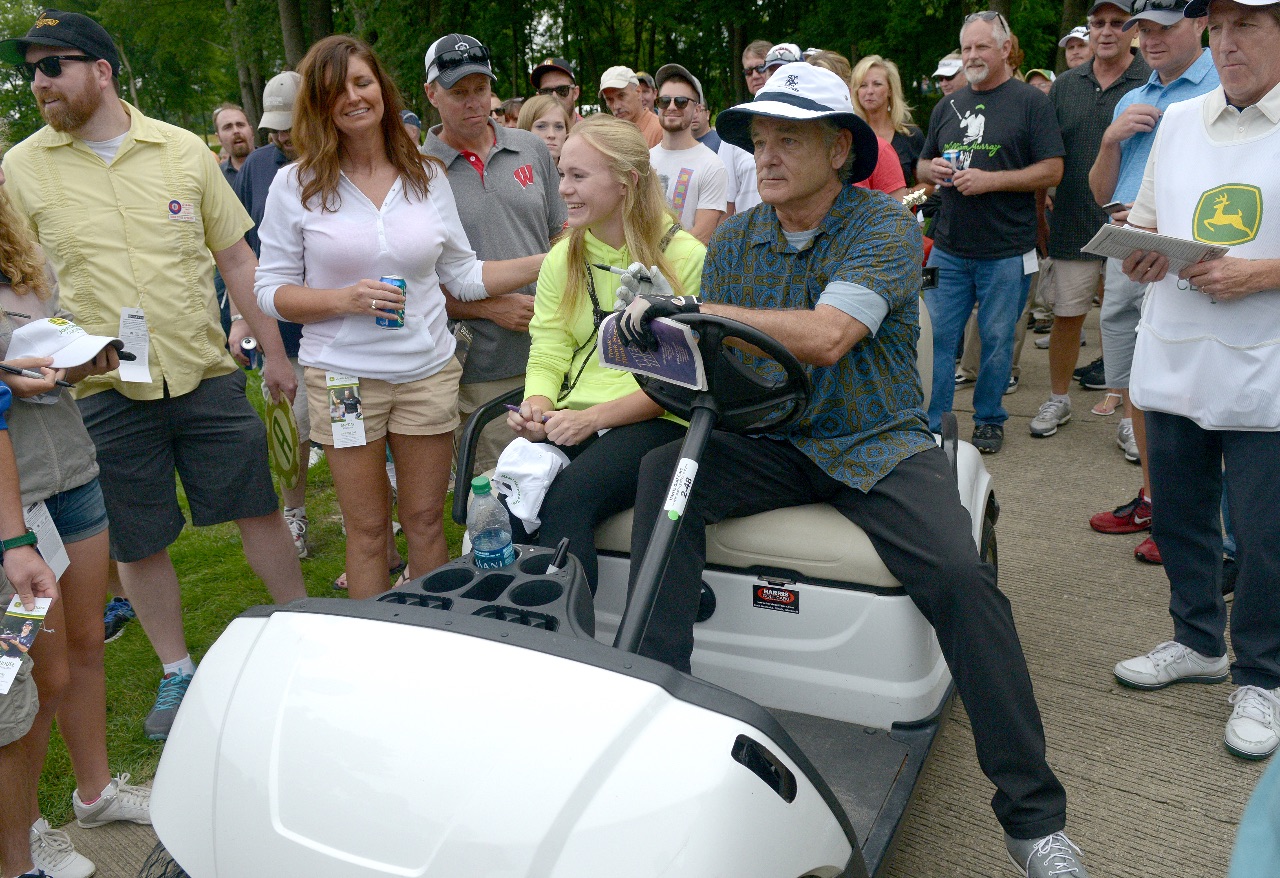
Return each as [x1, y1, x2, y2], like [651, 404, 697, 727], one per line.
[332, 560, 406, 591]
[1091, 392, 1123, 416]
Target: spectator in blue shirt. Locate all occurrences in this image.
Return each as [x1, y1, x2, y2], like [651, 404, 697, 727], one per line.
[620, 62, 1089, 878]
[1085, 1, 1218, 552]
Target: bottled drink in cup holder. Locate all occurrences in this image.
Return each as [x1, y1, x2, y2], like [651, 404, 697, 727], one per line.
[468, 476, 515, 569]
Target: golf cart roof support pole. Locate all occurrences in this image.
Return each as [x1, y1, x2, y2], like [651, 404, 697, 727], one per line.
[613, 399, 719, 655]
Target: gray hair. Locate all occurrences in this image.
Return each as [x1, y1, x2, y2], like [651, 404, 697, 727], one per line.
[960, 11, 1011, 48]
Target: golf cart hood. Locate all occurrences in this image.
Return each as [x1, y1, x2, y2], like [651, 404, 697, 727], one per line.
[153, 602, 859, 877]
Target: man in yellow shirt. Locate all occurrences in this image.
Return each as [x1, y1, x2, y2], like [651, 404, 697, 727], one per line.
[0, 9, 305, 741]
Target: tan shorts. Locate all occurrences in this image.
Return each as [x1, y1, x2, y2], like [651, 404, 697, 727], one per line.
[290, 359, 310, 445]
[0, 581, 38, 748]
[1040, 257, 1103, 318]
[305, 358, 462, 445]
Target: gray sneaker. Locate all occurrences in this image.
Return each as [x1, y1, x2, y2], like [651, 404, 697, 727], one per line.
[144, 672, 193, 741]
[1029, 397, 1071, 437]
[1114, 640, 1229, 690]
[1117, 420, 1139, 463]
[1006, 832, 1090, 877]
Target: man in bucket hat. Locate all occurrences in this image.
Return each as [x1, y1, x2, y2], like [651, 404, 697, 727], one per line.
[620, 62, 1090, 878]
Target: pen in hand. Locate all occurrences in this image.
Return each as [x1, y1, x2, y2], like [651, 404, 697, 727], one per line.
[504, 403, 552, 423]
[0, 363, 73, 388]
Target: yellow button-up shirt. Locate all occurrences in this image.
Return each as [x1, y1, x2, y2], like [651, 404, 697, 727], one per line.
[2, 102, 253, 400]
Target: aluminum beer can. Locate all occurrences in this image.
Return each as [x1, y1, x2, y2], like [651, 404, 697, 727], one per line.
[377, 275, 407, 329]
[942, 148, 961, 183]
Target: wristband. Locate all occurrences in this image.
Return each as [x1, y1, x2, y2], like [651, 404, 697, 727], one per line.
[1, 529, 38, 551]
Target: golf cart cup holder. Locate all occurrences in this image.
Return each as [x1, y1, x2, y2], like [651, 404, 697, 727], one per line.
[381, 545, 595, 639]
[633, 313, 811, 434]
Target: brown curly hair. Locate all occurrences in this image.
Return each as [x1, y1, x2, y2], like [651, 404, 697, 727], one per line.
[293, 35, 438, 212]
[0, 129, 50, 300]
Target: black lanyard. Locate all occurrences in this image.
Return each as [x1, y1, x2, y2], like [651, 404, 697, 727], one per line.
[557, 262, 609, 403]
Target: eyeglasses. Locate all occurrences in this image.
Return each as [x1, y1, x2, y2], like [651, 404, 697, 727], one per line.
[743, 63, 769, 76]
[657, 95, 694, 110]
[490, 108, 506, 119]
[429, 45, 491, 75]
[18, 54, 95, 81]
[537, 84, 574, 98]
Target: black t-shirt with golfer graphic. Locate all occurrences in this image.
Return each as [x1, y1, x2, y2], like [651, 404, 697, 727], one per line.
[922, 78, 1064, 260]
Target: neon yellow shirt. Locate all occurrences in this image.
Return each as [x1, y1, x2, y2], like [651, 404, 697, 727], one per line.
[524, 228, 704, 415]
[3, 102, 253, 400]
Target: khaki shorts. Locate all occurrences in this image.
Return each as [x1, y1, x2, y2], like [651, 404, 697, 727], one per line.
[290, 359, 310, 445]
[305, 358, 462, 445]
[0, 581, 38, 748]
[1040, 257, 1103, 318]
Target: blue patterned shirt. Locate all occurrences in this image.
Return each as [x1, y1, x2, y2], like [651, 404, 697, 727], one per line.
[703, 184, 936, 492]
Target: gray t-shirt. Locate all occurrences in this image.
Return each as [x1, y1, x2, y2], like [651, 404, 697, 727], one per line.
[422, 121, 566, 383]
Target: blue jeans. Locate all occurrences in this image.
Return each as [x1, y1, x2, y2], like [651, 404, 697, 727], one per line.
[924, 247, 1031, 431]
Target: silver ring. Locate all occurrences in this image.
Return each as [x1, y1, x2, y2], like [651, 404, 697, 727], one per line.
[371, 301, 379, 310]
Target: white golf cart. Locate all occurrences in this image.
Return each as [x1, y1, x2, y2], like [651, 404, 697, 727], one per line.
[149, 295, 997, 878]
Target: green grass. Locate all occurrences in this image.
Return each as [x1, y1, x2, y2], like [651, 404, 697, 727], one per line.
[36, 371, 467, 826]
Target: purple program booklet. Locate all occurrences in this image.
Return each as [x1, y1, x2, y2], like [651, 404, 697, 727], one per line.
[598, 313, 707, 391]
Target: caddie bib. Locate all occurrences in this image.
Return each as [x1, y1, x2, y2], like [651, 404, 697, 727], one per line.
[1131, 94, 1280, 429]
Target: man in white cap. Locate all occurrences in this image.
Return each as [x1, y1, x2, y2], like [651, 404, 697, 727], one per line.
[1115, 0, 1280, 762]
[599, 65, 662, 147]
[650, 63, 726, 243]
[234, 70, 312, 558]
[422, 33, 565, 473]
[619, 61, 1089, 878]
[1059, 25, 1094, 68]
[0, 8, 305, 743]
[933, 52, 966, 95]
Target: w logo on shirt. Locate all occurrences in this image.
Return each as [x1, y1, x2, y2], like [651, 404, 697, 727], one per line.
[513, 164, 534, 188]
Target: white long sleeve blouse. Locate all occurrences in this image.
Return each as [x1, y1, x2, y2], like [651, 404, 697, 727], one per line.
[255, 164, 487, 383]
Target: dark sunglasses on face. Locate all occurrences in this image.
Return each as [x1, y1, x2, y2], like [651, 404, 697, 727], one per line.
[743, 63, 769, 76]
[490, 108, 506, 119]
[537, 84, 574, 98]
[430, 45, 491, 75]
[657, 95, 694, 110]
[19, 54, 95, 81]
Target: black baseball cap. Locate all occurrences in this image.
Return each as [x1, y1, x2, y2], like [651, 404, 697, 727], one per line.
[0, 9, 120, 76]
[425, 33, 495, 89]
[530, 57, 574, 89]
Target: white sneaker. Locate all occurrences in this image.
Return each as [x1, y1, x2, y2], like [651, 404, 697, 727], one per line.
[284, 507, 309, 559]
[1114, 640, 1229, 690]
[1117, 421, 1139, 463]
[1225, 685, 1280, 759]
[72, 773, 152, 828]
[1029, 397, 1071, 437]
[31, 817, 96, 878]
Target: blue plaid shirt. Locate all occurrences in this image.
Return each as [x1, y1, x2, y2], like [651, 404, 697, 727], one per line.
[703, 184, 935, 491]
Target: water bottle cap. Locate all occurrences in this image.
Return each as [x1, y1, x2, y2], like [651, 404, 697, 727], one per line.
[471, 475, 491, 496]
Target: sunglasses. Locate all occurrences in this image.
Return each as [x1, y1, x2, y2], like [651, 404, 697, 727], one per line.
[743, 63, 770, 76]
[657, 95, 694, 110]
[1132, 0, 1184, 9]
[490, 108, 506, 119]
[964, 10, 1010, 28]
[537, 84, 574, 98]
[430, 45, 491, 75]
[18, 54, 95, 81]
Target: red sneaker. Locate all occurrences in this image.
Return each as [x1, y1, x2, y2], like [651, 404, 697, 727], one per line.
[1091, 489, 1152, 535]
[1135, 536, 1162, 564]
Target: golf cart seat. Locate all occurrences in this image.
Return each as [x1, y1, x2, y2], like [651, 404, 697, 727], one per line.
[592, 297, 935, 590]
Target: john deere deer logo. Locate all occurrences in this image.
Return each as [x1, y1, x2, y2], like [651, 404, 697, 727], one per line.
[1194, 184, 1262, 246]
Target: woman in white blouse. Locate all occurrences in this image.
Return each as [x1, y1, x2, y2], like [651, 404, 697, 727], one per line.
[256, 35, 542, 598]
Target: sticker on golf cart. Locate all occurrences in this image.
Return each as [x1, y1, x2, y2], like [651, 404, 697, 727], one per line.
[663, 458, 698, 519]
[753, 583, 799, 614]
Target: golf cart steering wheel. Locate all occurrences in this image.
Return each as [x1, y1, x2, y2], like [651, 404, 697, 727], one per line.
[634, 313, 810, 434]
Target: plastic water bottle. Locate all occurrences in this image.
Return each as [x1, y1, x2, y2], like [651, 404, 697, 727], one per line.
[468, 476, 515, 569]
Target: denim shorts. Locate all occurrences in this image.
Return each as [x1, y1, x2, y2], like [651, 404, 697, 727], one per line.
[43, 478, 109, 545]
